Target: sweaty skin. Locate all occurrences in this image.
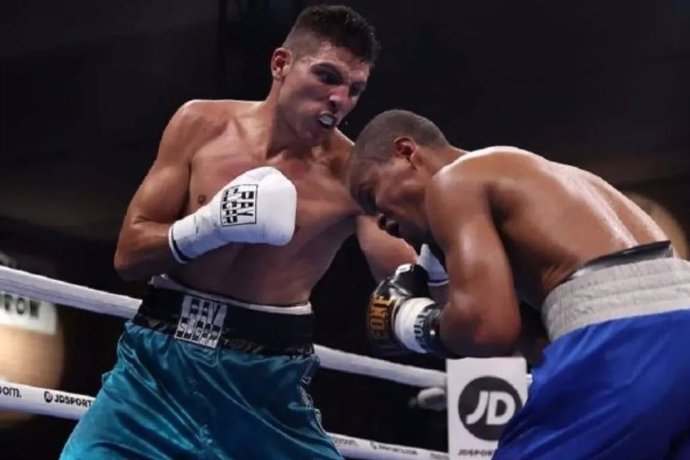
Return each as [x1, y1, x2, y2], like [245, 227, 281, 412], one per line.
[114, 39, 415, 305]
[430, 147, 667, 303]
[424, 146, 668, 355]
[352, 142, 669, 360]
[114, 100, 413, 305]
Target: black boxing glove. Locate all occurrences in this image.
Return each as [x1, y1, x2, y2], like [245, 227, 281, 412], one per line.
[366, 264, 459, 358]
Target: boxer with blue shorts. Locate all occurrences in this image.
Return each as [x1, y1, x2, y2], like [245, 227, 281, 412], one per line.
[496, 244, 690, 459]
[60, 8, 416, 459]
[346, 109, 690, 458]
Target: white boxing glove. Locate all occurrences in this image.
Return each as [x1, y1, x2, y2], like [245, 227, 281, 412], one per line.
[169, 166, 297, 263]
[417, 244, 448, 287]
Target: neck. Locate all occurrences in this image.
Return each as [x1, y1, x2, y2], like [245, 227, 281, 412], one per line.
[259, 84, 318, 157]
[426, 145, 465, 175]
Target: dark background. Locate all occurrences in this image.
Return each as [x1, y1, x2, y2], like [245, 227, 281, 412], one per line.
[1, 0, 689, 458]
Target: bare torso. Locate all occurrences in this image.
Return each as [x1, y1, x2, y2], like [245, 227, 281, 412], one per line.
[453, 147, 668, 307]
[170, 100, 360, 304]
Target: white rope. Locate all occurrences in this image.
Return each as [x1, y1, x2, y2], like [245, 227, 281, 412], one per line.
[0, 380, 448, 460]
[0, 381, 93, 420]
[0, 265, 446, 388]
[0, 265, 138, 319]
[330, 432, 448, 460]
[412, 373, 535, 411]
[314, 345, 445, 388]
[409, 387, 447, 411]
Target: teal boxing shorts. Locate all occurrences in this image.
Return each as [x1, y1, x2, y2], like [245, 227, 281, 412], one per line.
[60, 275, 341, 459]
[495, 244, 690, 459]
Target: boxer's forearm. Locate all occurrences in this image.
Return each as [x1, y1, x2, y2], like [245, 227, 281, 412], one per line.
[439, 299, 520, 357]
[365, 245, 416, 282]
[114, 220, 179, 281]
[429, 284, 448, 305]
[356, 216, 416, 282]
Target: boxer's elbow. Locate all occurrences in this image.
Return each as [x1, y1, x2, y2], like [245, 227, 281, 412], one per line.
[469, 320, 521, 357]
[113, 246, 140, 281]
[441, 300, 520, 357]
[114, 250, 162, 281]
[113, 227, 152, 281]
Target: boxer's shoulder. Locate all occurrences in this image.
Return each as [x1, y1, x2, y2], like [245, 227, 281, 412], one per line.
[425, 167, 483, 227]
[436, 146, 546, 188]
[165, 99, 254, 159]
[458, 146, 538, 169]
[425, 153, 499, 217]
[174, 99, 250, 132]
[467, 145, 534, 157]
[431, 153, 490, 189]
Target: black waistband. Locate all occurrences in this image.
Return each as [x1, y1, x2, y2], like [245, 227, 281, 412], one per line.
[133, 285, 314, 356]
[562, 241, 674, 284]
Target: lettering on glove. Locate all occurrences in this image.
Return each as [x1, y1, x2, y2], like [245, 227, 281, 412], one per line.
[169, 166, 297, 263]
[366, 264, 432, 356]
[367, 264, 461, 358]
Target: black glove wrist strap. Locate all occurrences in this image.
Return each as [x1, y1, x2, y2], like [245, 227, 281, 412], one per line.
[417, 305, 462, 359]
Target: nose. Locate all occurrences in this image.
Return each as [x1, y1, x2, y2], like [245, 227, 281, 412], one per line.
[328, 86, 351, 113]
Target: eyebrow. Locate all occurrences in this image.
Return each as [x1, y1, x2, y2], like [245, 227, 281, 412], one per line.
[312, 63, 344, 84]
[314, 62, 342, 75]
[314, 62, 368, 89]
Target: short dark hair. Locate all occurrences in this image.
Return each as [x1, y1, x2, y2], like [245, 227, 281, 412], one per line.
[283, 5, 380, 64]
[352, 109, 449, 165]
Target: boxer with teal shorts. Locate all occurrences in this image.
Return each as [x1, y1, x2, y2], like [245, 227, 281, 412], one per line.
[60, 7, 417, 459]
[61, 275, 340, 459]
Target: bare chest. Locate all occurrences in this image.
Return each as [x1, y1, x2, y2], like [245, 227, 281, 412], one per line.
[187, 139, 358, 241]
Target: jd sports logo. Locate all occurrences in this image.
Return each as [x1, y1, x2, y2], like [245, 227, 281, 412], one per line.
[44, 391, 92, 408]
[220, 184, 257, 226]
[458, 377, 522, 441]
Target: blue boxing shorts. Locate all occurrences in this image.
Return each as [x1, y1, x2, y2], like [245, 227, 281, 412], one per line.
[495, 249, 690, 459]
[60, 275, 341, 460]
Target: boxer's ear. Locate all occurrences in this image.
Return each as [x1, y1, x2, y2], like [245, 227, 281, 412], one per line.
[393, 137, 424, 170]
[393, 136, 416, 160]
[271, 48, 292, 80]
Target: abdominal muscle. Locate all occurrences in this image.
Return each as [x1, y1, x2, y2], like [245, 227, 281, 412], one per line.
[168, 222, 353, 306]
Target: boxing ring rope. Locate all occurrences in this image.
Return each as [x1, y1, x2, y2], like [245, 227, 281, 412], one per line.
[0, 266, 445, 388]
[0, 380, 446, 460]
[0, 265, 448, 459]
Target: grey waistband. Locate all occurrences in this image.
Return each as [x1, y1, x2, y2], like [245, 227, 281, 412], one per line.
[542, 258, 690, 341]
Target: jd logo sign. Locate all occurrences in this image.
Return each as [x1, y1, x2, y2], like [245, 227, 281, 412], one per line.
[458, 377, 522, 441]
